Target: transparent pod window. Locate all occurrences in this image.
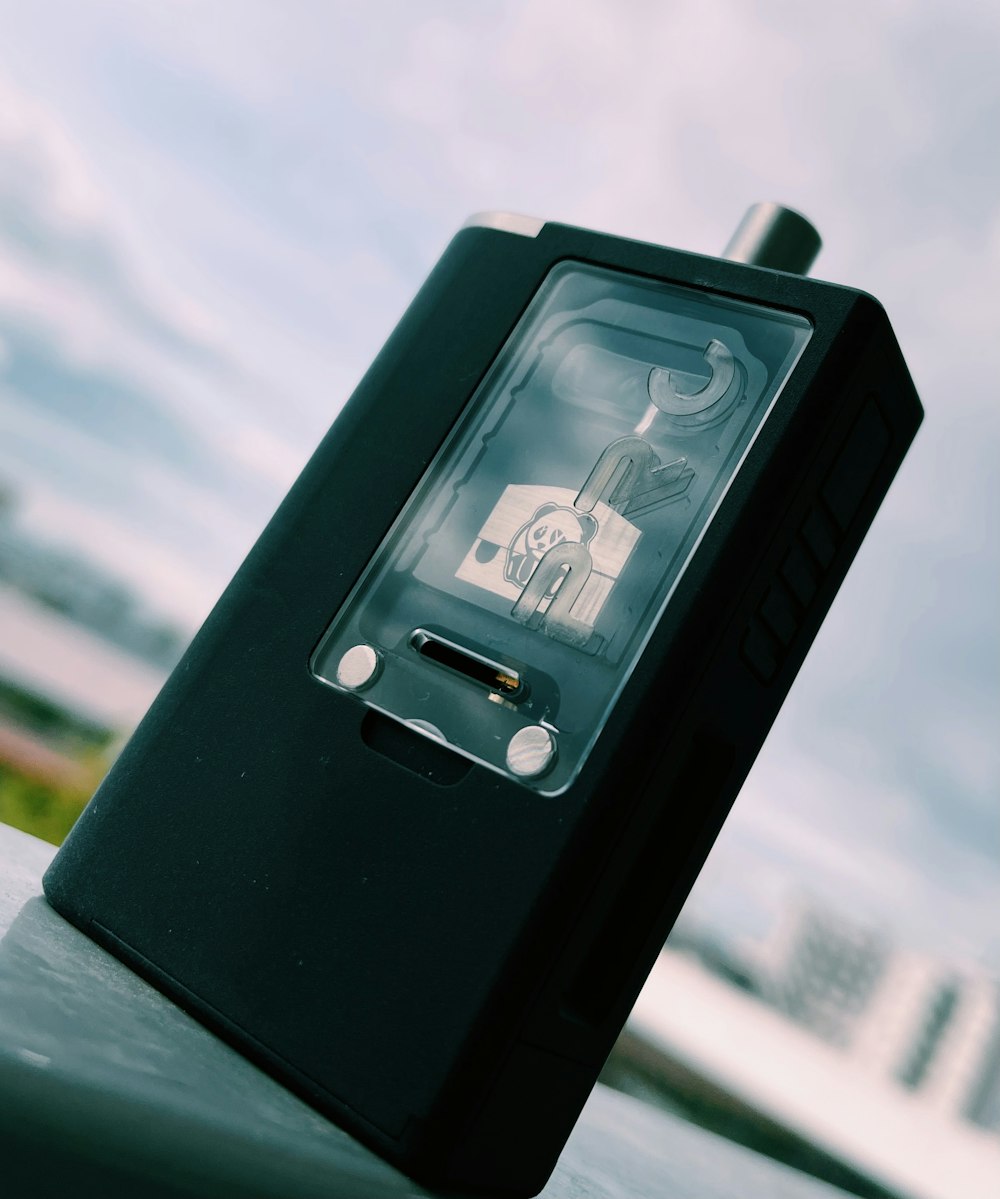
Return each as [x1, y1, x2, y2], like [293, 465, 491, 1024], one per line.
[312, 263, 812, 794]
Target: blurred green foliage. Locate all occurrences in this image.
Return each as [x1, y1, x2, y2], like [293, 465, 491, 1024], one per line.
[0, 678, 113, 845]
[0, 759, 103, 846]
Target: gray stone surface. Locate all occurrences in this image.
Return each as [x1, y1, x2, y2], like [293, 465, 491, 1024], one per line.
[0, 820, 848, 1198]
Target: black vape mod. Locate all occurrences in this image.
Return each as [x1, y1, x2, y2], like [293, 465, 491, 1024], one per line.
[44, 207, 922, 1195]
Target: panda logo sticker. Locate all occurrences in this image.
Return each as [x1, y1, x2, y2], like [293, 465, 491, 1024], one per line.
[456, 484, 640, 631]
[504, 503, 599, 590]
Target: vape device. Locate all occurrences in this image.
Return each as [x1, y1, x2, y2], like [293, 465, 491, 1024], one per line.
[44, 206, 922, 1195]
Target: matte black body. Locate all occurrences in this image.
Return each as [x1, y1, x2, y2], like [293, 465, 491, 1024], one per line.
[44, 222, 922, 1196]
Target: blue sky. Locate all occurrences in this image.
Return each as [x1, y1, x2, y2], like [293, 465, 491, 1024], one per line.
[0, 0, 997, 967]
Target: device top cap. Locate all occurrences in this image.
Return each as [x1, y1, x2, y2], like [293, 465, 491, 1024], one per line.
[723, 202, 822, 275]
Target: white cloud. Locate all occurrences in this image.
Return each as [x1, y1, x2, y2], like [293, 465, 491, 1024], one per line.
[17, 485, 223, 632]
[690, 737, 1000, 969]
[0, 72, 104, 228]
[224, 425, 310, 493]
[0, 74, 225, 356]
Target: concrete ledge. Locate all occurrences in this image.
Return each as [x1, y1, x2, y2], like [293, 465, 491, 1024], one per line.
[0, 821, 849, 1198]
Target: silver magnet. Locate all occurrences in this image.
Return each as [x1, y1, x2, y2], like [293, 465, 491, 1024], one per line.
[506, 725, 557, 779]
[335, 644, 382, 691]
[405, 718, 446, 741]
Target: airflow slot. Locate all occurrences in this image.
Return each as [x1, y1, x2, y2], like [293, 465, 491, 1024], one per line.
[411, 630, 524, 699]
[361, 710, 471, 786]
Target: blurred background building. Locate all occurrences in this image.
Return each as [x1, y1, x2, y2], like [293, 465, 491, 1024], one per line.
[757, 902, 1000, 1134]
[609, 903, 1000, 1199]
